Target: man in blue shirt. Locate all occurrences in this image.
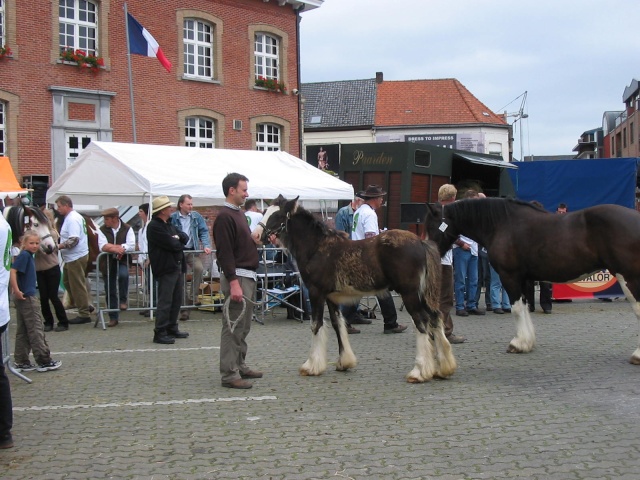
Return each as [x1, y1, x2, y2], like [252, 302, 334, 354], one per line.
[170, 194, 212, 320]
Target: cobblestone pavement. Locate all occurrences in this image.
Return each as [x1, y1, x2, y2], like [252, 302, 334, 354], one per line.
[1, 297, 640, 479]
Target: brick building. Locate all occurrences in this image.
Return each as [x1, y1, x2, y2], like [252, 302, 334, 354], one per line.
[0, 0, 321, 197]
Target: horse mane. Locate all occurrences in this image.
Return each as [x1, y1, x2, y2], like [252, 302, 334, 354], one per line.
[292, 205, 344, 240]
[27, 206, 52, 228]
[4, 206, 24, 239]
[448, 197, 547, 227]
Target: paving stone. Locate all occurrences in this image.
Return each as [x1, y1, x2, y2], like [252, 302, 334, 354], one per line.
[2, 298, 640, 479]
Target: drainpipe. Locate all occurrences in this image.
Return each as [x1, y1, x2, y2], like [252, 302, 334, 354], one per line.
[295, 4, 305, 160]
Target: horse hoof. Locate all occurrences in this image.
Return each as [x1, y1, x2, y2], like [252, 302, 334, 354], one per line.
[506, 344, 523, 353]
[406, 375, 429, 384]
[299, 366, 324, 376]
[629, 356, 640, 365]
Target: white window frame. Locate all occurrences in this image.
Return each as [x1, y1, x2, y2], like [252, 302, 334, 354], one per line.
[0, 101, 5, 156]
[185, 117, 215, 148]
[59, 0, 98, 55]
[65, 131, 96, 168]
[183, 19, 213, 79]
[254, 33, 279, 81]
[256, 123, 280, 151]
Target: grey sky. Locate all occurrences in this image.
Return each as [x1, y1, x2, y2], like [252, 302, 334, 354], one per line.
[299, 0, 639, 157]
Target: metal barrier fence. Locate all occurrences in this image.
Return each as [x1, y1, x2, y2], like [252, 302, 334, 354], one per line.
[92, 248, 306, 328]
[1, 323, 32, 383]
[94, 250, 226, 328]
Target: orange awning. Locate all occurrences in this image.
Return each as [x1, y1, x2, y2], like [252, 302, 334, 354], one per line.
[0, 156, 27, 196]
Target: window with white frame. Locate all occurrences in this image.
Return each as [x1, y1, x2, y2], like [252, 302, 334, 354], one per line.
[65, 131, 96, 168]
[256, 123, 280, 151]
[183, 19, 213, 79]
[254, 33, 279, 80]
[0, 0, 5, 48]
[0, 102, 5, 156]
[59, 0, 98, 55]
[185, 117, 215, 148]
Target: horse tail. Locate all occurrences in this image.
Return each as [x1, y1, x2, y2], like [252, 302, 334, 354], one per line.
[420, 240, 442, 311]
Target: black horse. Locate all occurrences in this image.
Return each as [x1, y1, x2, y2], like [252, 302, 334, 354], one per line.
[424, 197, 640, 364]
[256, 196, 456, 383]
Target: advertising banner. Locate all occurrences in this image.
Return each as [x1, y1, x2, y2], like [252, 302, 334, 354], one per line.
[552, 269, 624, 299]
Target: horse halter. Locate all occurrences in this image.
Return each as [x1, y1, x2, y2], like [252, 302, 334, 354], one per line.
[263, 212, 290, 238]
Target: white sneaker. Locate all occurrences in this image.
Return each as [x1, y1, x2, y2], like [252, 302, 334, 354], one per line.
[14, 362, 37, 372]
[37, 360, 62, 372]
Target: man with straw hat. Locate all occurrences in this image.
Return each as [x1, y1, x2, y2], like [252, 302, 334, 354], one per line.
[146, 196, 189, 344]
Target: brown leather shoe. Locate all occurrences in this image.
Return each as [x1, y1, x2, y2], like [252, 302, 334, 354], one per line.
[107, 319, 119, 328]
[119, 303, 128, 311]
[179, 311, 190, 321]
[222, 378, 252, 389]
[447, 334, 467, 344]
[241, 369, 263, 379]
[346, 326, 360, 334]
[384, 324, 408, 334]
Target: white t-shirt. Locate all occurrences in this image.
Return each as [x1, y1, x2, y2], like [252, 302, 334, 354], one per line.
[0, 215, 11, 328]
[352, 203, 379, 240]
[245, 210, 264, 233]
[59, 210, 89, 262]
[441, 248, 453, 266]
[137, 223, 149, 263]
[452, 235, 478, 256]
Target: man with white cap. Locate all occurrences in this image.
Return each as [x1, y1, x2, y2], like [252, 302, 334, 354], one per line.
[146, 196, 189, 344]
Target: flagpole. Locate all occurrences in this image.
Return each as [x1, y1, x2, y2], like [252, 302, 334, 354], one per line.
[124, 2, 137, 143]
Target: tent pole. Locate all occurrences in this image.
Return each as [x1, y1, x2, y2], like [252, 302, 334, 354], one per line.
[124, 3, 137, 143]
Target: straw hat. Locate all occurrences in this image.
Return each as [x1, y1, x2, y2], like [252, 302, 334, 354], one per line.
[101, 207, 119, 218]
[357, 184, 387, 199]
[151, 196, 175, 214]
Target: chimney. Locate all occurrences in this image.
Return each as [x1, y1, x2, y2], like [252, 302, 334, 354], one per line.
[375, 71, 383, 84]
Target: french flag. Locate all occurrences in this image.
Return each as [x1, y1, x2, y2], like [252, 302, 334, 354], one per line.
[127, 13, 172, 73]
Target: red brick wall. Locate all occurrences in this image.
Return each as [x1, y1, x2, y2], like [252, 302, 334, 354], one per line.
[68, 102, 96, 121]
[3, 0, 301, 180]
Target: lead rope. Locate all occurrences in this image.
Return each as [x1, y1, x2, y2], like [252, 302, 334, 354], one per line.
[222, 295, 259, 333]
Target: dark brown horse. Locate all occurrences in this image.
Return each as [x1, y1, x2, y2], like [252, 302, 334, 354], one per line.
[424, 197, 640, 364]
[257, 196, 456, 383]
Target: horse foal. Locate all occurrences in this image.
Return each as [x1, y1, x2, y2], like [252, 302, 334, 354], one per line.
[260, 196, 457, 383]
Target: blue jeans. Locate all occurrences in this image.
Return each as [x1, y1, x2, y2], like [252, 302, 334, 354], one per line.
[489, 264, 510, 309]
[474, 249, 492, 308]
[453, 248, 478, 311]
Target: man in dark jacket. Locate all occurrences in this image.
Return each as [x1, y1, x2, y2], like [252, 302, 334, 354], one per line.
[147, 196, 189, 344]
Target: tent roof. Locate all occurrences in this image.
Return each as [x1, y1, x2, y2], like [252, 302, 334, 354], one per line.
[46, 142, 354, 206]
[0, 156, 28, 197]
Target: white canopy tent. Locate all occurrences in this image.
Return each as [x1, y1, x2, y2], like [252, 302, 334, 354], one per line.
[46, 141, 354, 209]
